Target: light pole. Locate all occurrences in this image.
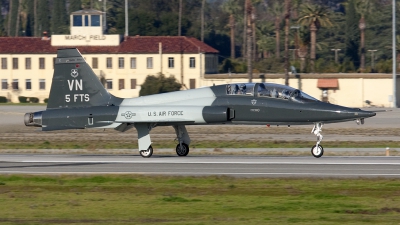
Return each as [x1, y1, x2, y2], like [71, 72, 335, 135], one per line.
[331, 49, 341, 64]
[368, 50, 377, 71]
[290, 25, 300, 60]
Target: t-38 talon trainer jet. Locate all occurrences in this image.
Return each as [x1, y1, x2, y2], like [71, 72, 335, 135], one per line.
[24, 48, 376, 158]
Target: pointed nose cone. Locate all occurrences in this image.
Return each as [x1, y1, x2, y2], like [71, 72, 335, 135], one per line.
[354, 109, 376, 118]
[342, 107, 376, 119]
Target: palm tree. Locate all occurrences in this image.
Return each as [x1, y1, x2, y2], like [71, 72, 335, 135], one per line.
[34, 0, 37, 36]
[268, 2, 283, 59]
[221, 0, 241, 59]
[298, 4, 332, 72]
[356, 0, 373, 72]
[292, 0, 302, 19]
[201, 0, 205, 42]
[256, 22, 275, 59]
[15, 0, 22, 36]
[7, 0, 13, 35]
[178, 0, 182, 36]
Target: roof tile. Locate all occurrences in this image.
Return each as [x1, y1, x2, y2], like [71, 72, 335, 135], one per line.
[0, 36, 218, 54]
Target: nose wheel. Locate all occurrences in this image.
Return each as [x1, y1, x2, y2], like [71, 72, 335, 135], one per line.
[311, 145, 324, 158]
[311, 123, 324, 158]
[140, 146, 153, 158]
[176, 143, 189, 156]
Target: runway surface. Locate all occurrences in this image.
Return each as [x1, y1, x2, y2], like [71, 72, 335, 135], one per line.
[1, 154, 399, 178]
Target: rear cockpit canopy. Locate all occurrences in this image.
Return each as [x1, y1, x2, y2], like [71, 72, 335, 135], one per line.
[225, 83, 318, 103]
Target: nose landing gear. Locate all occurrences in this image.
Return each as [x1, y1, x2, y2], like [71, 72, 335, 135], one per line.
[311, 123, 324, 158]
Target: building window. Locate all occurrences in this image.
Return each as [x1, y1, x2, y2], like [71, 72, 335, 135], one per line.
[118, 57, 124, 69]
[12, 79, 18, 90]
[168, 57, 174, 68]
[131, 79, 137, 89]
[147, 57, 153, 69]
[39, 58, 45, 69]
[84, 15, 89, 26]
[130, 57, 136, 69]
[106, 57, 112, 69]
[1, 58, 7, 69]
[92, 57, 98, 69]
[1, 79, 7, 90]
[39, 79, 45, 90]
[12, 58, 18, 69]
[119, 79, 125, 90]
[91, 15, 100, 26]
[189, 57, 195, 68]
[25, 58, 31, 69]
[73, 15, 82, 26]
[25, 79, 31, 90]
[106, 79, 113, 89]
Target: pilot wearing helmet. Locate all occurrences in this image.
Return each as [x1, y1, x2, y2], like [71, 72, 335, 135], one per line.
[239, 84, 247, 95]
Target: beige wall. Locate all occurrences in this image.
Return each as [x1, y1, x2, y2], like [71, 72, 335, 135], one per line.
[0, 52, 212, 102]
[202, 77, 394, 108]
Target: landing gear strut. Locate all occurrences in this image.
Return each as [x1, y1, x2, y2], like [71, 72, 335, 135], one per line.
[311, 123, 324, 158]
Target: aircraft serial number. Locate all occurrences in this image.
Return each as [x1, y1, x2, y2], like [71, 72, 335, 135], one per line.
[148, 111, 184, 116]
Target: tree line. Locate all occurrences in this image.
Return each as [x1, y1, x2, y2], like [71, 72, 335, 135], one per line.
[0, 0, 398, 74]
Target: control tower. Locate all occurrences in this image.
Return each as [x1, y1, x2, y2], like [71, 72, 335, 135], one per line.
[51, 9, 121, 46]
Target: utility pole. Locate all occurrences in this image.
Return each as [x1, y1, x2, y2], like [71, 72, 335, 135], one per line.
[178, 0, 182, 36]
[103, 0, 107, 33]
[368, 50, 377, 70]
[246, 0, 253, 83]
[393, 0, 397, 108]
[284, 0, 291, 86]
[201, 0, 205, 42]
[331, 49, 341, 64]
[125, 0, 128, 37]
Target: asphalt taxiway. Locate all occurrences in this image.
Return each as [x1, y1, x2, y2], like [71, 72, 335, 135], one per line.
[0, 154, 399, 178]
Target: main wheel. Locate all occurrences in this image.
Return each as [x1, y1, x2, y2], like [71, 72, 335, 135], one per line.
[311, 145, 324, 158]
[176, 143, 189, 156]
[140, 146, 153, 158]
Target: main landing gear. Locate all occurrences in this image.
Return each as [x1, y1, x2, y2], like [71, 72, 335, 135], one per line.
[311, 123, 324, 158]
[174, 125, 191, 157]
[134, 123, 191, 158]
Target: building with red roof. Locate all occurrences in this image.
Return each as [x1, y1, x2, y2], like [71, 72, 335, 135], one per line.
[0, 9, 219, 103]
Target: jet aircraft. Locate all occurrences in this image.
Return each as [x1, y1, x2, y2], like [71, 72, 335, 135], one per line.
[24, 49, 376, 158]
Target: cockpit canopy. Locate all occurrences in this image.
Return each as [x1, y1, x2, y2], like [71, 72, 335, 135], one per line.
[226, 83, 318, 103]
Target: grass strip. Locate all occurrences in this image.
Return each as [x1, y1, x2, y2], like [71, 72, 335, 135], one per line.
[0, 175, 399, 224]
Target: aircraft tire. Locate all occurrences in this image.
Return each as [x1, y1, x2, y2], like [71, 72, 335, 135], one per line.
[176, 143, 189, 156]
[311, 145, 324, 158]
[140, 146, 153, 158]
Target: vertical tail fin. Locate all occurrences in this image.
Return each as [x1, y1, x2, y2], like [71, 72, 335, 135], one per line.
[47, 48, 122, 109]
